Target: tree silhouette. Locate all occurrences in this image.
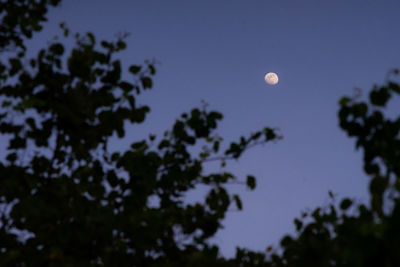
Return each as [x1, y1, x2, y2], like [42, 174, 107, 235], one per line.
[241, 75, 400, 267]
[1, 1, 400, 266]
[0, 1, 280, 265]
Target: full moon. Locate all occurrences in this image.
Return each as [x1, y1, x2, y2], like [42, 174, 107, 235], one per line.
[264, 72, 279, 85]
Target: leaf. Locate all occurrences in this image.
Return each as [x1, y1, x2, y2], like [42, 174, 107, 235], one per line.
[141, 77, 152, 89]
[370, 88, 391, 106]
[117, 40, 126, 50]
[9, 58, 22, 75]
[119, 81, 134, 92]
[107, 171, 119, 187]
[49, 43, 64, 55]
[339, 96, 351, 106]
[233, 194, 242, 210]
[280, 235, 293, 247]
[111, 152, 120, 161]
[149, 64, 156, 75]
[87, 32, 96, 44]
[6, 152, 17, 162]
[213, 141, 220, 152]
[101, 40, 112, 49]
[340, 198, 352, 210]
[294, 218, 303, 231]
[129, 65, 141, 74]
[246, 175, 256, 190]
[264, 128, 276, 141]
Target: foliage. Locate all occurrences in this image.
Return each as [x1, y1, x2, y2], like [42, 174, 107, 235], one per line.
[252, 74, 400, 267]
[0, 1, 280, 266]
[1, 1, 400, 266]
[0, 0, 61, 52]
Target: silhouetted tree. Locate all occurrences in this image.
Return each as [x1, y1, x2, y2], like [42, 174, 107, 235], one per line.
[238, 76, 400, 267]
[0, 1, 280, 266]
[1, 1, 399, 267]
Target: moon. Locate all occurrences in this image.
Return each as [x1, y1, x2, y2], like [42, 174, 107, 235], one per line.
[264, 72, 279, 85]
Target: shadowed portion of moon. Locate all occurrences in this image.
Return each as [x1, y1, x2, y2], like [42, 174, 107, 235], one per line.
[265, 72, 279, 85]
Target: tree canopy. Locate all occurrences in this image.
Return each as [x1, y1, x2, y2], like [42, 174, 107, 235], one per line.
[257, 79, 400, 267]
[0, 1, 399, 266]
[0, 1, 280, 266]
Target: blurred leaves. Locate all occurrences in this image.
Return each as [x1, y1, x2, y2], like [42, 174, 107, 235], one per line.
[3, 1, 400, 266]
[0, 1, 281, 265]
[259, 70, 400, 267]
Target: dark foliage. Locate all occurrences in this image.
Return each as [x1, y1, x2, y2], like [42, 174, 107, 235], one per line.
[0, 1, 280, 266]
[1, 1, 399, 266]
[253, 74, 400, 267]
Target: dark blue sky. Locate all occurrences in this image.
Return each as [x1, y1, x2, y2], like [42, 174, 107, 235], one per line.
[24, 0, 400, 256]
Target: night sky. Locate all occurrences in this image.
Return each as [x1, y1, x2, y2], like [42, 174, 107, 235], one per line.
[21, 0, 400, 257]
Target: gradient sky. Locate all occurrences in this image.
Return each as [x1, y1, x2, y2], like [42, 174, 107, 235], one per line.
[21, 0, 400, 257]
